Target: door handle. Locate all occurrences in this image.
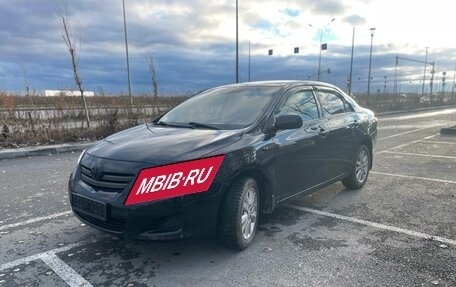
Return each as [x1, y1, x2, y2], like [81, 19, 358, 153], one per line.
[318, 128, 329, 137]
[309, 126, 328, 137]
[261, 145, 274, 151]
[346, 120, 359, 129]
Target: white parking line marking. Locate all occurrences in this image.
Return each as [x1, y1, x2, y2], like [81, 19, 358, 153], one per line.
[421, 141, 456, 145]
[0, 241, 93, 287]
[376, 134, 437, 154]
[41, 252, 93, 287]
[0, 253, 43, 272]
[0, 211, 72, 231]
[288, 205, 456, 246]
[371, 171, 456, 184]
[377, 125, 437, 130]
[0, 241, 84, 271]
[377, 126, 438, 141]
[383, 151, 456, 160]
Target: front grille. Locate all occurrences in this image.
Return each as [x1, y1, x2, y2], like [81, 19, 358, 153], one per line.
[80, 164, 135, 192]
[75, 210, 127, 233]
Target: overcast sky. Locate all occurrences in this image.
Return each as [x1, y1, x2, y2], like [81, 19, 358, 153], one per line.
[0, 0, 455, 95]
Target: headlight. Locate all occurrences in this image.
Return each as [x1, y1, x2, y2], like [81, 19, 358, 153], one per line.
[77, 149, 86, 165]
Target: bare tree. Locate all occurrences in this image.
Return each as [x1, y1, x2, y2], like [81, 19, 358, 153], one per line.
[56, 2, 90, 128]
[146, 53, 158, 100]
[20, 64, 31, 97]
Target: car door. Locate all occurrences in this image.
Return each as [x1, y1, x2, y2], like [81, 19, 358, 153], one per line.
[273, 88, 330, 201]
[313, 87, 359, 179]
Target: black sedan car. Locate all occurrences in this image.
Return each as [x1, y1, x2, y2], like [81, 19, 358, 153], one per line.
[69, 81, 377, 250]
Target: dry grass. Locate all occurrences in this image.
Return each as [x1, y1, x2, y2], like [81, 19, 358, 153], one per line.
[0, 93, 186, 148]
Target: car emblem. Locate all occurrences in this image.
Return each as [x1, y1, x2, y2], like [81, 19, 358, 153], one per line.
[91, 167, 101, 180]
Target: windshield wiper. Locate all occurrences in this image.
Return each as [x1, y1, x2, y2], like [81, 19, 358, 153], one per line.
[154, 121, 219, 129]
[187, 122, 219, 130]
[154, 121, 189, 128]
[153, 121, 170, 126]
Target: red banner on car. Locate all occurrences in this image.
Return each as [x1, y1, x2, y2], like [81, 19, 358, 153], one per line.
[124, 155, 225, 205]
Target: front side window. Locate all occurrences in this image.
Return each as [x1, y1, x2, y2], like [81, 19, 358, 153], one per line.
[275, 90, 320, 121]
[316, 90, 351, 116]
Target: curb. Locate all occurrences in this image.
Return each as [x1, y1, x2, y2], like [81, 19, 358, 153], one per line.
[0, 142, 95, 160]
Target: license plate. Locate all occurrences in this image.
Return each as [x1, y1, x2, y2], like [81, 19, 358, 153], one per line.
[71, 193, 107, 221]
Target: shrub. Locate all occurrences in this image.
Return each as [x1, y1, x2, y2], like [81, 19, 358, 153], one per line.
[0, 93, 185, 148]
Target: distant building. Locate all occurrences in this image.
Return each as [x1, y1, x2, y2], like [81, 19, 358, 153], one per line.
[44, 90, 95, 97]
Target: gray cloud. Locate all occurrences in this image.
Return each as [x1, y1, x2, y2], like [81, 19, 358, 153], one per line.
[0, 0, 453, 96]
[343, 15, 367, 26]
[310, 0, 349, 15]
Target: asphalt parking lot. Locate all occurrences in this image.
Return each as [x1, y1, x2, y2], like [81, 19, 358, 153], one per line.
[0, 107, 455, 287]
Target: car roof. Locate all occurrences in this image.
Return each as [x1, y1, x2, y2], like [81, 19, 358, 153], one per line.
[216, 80, 339, 90]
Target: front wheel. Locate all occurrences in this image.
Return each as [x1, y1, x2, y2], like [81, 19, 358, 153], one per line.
[218, 177, 259, 250]
[342, 145, 371, 189]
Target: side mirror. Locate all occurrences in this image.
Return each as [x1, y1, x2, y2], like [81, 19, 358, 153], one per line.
[274, 115, 303, 131]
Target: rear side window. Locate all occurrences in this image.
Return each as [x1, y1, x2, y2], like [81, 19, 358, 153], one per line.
[275, 90, 320, 121]
[316, 90, 353, 116]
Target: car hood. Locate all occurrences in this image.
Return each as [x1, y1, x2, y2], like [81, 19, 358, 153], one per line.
[86, 124, 243, 165]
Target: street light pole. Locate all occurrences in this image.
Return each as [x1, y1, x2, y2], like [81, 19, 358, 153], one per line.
[122, 0, 133, 106]
[248, 41, 251, 82]
[366, 27, 376, 105]
[235, 0, 239, 83]
[390, 43, 408, 98]
[452, 62, 456, 103]
[348, 27, 355, 94]
[317, 30, 323, 81]
[421, 47, 429, 97]
[310, 18, 335, 81]
[393, 55, 398, 101]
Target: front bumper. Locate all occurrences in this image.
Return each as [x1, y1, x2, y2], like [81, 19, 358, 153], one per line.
[68, 162, 226, 240]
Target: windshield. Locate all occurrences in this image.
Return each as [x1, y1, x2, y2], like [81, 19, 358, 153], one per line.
[158, 85, 281, 129]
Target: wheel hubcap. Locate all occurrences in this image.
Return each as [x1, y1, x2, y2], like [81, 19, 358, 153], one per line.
[355, 150, 369, 183]
[241, 187, 258, 240]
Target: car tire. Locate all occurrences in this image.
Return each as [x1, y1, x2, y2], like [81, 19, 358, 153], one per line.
[218, 177, 259, 250]
[342, 145, 371, 189]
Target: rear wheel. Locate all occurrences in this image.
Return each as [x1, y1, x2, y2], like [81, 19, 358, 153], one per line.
[218, 177, 259, 250]
[342, 145, 370, 189]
